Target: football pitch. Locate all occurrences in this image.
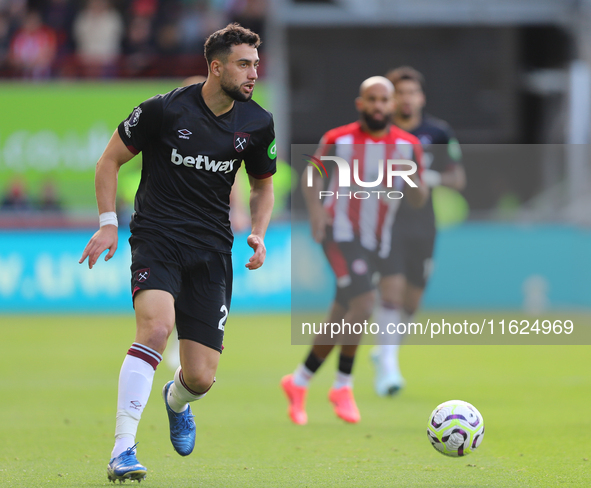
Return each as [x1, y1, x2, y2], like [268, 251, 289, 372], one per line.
[0, 313, 589, 487]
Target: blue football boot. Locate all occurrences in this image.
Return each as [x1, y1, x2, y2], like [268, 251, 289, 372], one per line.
[162, 381, 196, 456]
[107, 444, 147, 483]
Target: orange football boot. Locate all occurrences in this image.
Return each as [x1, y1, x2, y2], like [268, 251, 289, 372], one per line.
[328, 386, 360, 423]
[280, 375, 308, 425]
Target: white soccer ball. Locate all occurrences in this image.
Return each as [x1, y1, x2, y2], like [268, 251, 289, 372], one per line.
[427, 400, 485, 457]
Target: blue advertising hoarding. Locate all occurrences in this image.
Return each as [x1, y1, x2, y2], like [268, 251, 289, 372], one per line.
[1, 222, 590, 313]
[0, 224, 291, 313]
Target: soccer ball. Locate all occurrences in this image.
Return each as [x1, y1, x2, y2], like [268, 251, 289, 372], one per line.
[427, 400, 484, 457]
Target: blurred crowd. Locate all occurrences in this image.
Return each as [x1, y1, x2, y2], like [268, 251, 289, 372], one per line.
[1, 179, 62, 212]
[0, 0, 267, 79]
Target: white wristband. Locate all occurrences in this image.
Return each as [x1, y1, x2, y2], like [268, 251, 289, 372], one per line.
[99, 211, 118, 228]
[422, 169, 442, 188]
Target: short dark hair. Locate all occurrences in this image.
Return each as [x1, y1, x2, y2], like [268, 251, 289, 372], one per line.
[204, 23, 261, 65]
[386, 66, 425, 92]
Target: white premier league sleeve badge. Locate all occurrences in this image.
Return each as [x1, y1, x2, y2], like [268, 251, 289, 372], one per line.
[124, 106, 143, 138]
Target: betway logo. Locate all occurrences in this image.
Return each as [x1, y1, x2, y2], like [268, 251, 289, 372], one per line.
[171, 148, 237, 173]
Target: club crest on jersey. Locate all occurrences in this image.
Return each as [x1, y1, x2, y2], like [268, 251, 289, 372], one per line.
[419, 134, 433, 146]
[234, 132, 250, 152]
[124, 107, 142, 138]
[134, 268, 150, 283]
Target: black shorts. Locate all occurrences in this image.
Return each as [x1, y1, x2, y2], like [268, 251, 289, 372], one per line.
[323, 231, 381, 308]
[130, 232, 232, 353]
[384, 229, 435, 288]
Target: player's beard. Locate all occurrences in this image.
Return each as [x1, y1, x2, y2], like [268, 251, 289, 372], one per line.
[220, 78, 253, 103]
[361, 110, 390, 131]
[396, 110, 412, 120]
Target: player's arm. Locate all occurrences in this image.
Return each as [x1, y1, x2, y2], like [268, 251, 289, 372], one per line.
[423, 136, 466, 191]
[423, 163, 466, 190]
[404, 143, 429, 208]
[438, 164, 466, 191]
[246, 175, 274, 270]
[405, 172, 428, 208]
[301, 167, 331, 243]
[302, 139, 333, 243]
[79, 131, 135, 269]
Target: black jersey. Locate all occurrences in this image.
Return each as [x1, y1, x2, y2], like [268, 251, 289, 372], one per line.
[118, 83, 276, 253]
[394, 114, 462, 235]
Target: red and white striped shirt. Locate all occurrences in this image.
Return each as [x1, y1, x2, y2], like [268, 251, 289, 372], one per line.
[316, 122, 423, 257]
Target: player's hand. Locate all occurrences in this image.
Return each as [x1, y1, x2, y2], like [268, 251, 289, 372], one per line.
[310, 207, 332, 243]
[79, 225, 119, 269]
[246, 234, 266, 270]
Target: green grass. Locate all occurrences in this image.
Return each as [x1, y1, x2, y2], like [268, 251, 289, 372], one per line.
[0, 313, 590, 487]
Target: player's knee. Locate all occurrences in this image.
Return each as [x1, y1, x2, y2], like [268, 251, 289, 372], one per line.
[382, 297, 403, 310]
[181, 369, 215, 394]
[404, 305, 418, 316]
[137, 319, 173, 352]
[350, 292, 375, 318]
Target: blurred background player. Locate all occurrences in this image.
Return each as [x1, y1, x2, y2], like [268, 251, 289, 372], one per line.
[281, 76, 427, 425]
[371, 66, 466, 396]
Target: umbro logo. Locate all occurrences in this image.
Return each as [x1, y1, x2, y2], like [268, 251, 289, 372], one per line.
[178, 129, 192, 140]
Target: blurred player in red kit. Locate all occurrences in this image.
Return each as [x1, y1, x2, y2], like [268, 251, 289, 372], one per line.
[281, 76, 427, 424]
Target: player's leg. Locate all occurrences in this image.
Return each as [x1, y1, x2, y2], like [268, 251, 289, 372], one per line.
[282, 238, 374, 424]
[373, 234, 435, 396]
[162, 249, 230, 455]
[373, 273, 407, 396]
[163, 339, 220, 456]
[281, 300, 346, 425]
[108, 289, 176, 483]
[397, 238, 434, 340]
[331, 288, 375, 392]
[402, 249, 434, 323]
[283, 290, 372, 425]
[301, 300, 348, 382]
[326, 281, 376, 423]
[327, 339, 364, 423]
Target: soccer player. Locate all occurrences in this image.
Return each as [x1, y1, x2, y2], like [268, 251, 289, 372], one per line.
[372, 66, 466, 396]
[164, 74, 251, 372]
[281, 76, 427, 425]
[79, 24, 276, 483]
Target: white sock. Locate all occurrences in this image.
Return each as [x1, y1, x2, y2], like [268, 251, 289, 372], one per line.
[112, 434, 135, 459]
[333, 371, 353, 390]
[167, 366, 211, 413]
[376, 303, 402, 346]
[376, 304, 403, 375]
[111, 343, 162, 459]
[292, 364, 314, 387]
[379, 344, 400, 375]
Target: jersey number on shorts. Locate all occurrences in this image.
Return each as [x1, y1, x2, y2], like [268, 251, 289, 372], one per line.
[218, 305, 228, 331]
